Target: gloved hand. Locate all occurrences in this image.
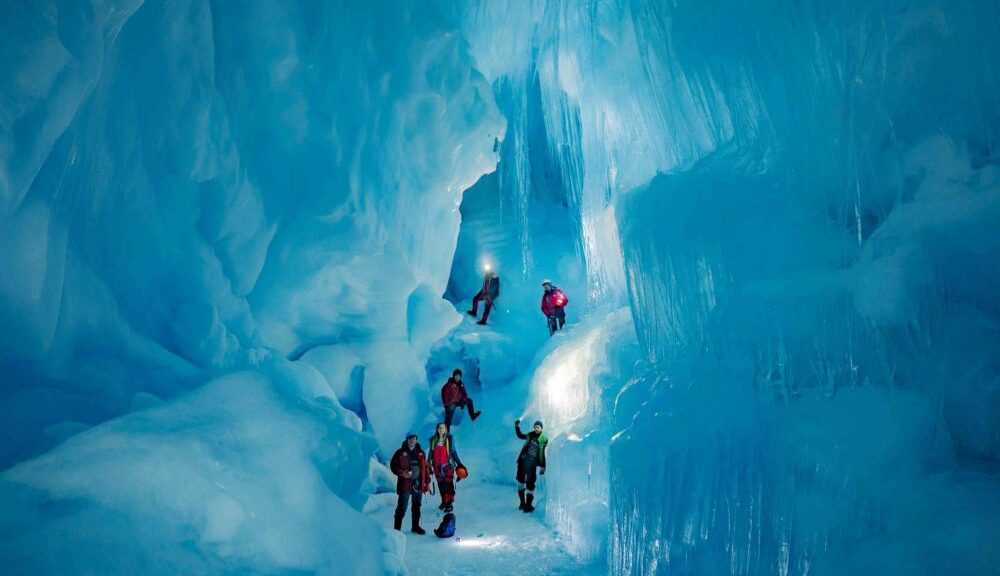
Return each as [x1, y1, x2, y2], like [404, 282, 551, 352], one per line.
[540, 467, 545, 475]
[515, 419, 521, 426]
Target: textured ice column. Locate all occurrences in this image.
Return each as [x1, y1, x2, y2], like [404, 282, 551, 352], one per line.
[607, 0, 1000, 573]
[452, 0, 745, 305]
[520, 308, 639, 563]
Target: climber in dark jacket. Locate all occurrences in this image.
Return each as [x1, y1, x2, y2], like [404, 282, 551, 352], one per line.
[540, 280, 568, 335]
[514, 419, 548, 512]
[441, 368, 480, 427]
[389, 433, 430, 534]
[467, 269, 500, 325]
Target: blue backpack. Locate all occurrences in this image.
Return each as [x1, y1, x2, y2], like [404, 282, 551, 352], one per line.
[435, 513, 456, 538]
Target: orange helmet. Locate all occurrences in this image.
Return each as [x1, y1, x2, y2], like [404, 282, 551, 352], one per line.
[456, 466, 468, 480]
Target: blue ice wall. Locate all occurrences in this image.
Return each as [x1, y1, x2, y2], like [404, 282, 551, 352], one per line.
[609, 0, 1000, 573]
[0, 1, 500, 572]
[0, 0, 501, 462]
[449, 0, 1000, 572]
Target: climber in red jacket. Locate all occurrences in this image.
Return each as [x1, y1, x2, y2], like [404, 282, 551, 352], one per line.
[389, 432, 430, 534]
[441, 368, 481, 427]
[540, 280, 569, 335]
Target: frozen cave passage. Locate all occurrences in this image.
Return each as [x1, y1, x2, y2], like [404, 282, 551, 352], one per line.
[1, 1, 999, 575]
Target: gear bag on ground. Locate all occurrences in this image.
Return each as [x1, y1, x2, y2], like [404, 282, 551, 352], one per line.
[434, 513, 456, 538]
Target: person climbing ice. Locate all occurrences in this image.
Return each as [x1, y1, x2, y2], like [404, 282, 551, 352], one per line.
[390, 432, 430, 534]
[428, 423, 467, 514]
[514, 419, 548, 512]
[441, 368, 481, 427]
[540, 280, 569, 335]
[467, 266, 500, 325]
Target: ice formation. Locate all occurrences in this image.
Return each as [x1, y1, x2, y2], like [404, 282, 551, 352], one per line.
[2, 0, 998, 574]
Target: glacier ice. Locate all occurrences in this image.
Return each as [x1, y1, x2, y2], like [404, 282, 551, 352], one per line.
[0, 372, 396, 574]
[2, 0, 1000, 574]
[1, 0, 501, 572]
[448, 0, 1000, 573]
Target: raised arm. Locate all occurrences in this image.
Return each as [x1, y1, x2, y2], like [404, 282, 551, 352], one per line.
[514, 419, 527, 439]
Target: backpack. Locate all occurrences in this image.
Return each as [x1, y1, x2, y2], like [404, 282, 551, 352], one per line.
[434, 513, 456, 538]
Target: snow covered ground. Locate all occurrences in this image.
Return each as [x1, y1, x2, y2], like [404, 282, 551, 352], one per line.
[364, 481, 604, 576]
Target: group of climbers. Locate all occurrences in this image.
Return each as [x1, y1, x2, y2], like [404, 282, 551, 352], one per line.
[390, 367, 548, 537]
[467, 268, 570, 336]
[390, 430, 459, 536]
[390, 266, 559, 537]
[389, 368, 474, 536]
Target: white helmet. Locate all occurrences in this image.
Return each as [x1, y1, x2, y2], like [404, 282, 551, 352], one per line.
[541, 279, 553, 286]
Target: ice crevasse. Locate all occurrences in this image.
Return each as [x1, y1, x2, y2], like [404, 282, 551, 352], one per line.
[1, 0, 1000, 575]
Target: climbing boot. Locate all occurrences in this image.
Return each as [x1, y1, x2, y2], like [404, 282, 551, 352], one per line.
[522, 493, 535, 513]
[518, 489, 526, 511]
[411, 514, 425, 534]
[393, 515, 403, 531]
[466, 310, 477, 316]
[471, 410, 482, 421]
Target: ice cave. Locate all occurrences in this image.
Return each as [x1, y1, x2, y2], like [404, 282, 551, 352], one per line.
[1, 1, 998, 574]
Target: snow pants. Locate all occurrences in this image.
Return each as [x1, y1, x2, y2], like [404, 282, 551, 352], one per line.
[547, 307, 566, 335]
[471, 292, 494, 321]
[394, 491, 422, 530]
[444, 399, 477, 428]
[516, 459, 539, 491]
[437, 479, 455, 506]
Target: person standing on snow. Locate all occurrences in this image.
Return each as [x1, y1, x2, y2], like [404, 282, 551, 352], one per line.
[441, 368, 481, 427]
[540, 280, 569, 335]
[467, 268, 501, 325]
[514, 419, 548, 512]
[428, 423, 467, 514]
[390, 432, 430, 534]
